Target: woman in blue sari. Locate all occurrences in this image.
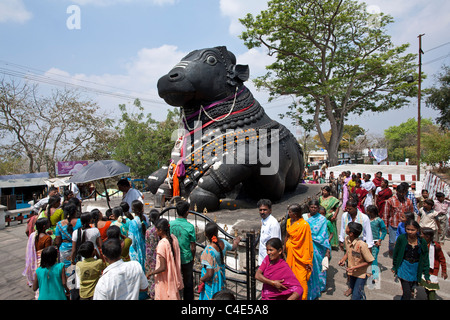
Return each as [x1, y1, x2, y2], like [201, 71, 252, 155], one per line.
[54, 203, 80, 299]
[302, 200, 331, 300]
[199, 222, 240, 300]
[128, 200, 147, 272]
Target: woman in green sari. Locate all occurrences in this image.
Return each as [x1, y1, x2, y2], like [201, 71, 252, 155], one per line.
[319, 186, 340, 250]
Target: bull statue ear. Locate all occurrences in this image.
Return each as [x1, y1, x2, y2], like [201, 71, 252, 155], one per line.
[234, 64, 249, 82]
[227, 64, 249, 85]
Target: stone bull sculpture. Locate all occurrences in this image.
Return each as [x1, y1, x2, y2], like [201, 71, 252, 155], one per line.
[146, 46, 304, 211]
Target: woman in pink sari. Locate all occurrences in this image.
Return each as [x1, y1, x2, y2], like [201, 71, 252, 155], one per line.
[147, 218, 183, 300]
[256, 238, 303, 300]
[341, 171, 352, 211]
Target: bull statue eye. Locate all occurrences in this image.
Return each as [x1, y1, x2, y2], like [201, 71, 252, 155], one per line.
[206, 55, 217, 66]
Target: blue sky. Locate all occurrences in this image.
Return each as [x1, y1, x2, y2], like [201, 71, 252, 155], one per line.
[1, 0, 449, 139]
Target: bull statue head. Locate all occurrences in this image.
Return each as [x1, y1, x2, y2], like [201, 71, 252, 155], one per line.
[157, 46, 249, 108]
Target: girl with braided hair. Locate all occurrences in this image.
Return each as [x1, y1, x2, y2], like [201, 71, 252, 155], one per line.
[147, 218, 183, 300]
[199, 222, 241, 300]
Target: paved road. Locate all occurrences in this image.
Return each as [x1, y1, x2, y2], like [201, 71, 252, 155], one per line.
[1, 183, 449, 300]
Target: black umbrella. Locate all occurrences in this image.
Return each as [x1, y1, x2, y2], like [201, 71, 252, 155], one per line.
[67, 160, 130, 208]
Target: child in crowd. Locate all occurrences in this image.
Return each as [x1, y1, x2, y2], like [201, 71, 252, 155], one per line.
[75, 241, 105, 300]
[366, 205, 386, 281]
[420, 227, 447, 300]
[255, 237, 303, 300]
[418, 199, 440, 242]
[392, 220, 430, 300]
[338, 222, 374, 300]
[33, 246, 69, 300]
[396, 212, 415, 239]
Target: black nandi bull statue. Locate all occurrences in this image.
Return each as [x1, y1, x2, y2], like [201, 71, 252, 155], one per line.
[146, 46, 304, 212]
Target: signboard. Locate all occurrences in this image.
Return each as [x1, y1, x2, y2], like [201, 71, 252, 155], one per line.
[56, 160, 94, 177]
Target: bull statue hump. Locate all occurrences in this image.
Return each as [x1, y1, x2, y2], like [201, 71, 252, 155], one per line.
[147, 46, 304, 212]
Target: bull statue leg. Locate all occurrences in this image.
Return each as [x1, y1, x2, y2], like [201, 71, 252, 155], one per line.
[188, 163, 255, 212]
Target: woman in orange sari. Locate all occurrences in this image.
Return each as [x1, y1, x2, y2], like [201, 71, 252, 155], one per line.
[284, 203, 314, 300]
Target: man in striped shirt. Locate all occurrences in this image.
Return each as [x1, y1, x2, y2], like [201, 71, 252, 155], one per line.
[382, 183, 414, 257]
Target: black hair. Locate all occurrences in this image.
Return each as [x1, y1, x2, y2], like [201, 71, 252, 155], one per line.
[105, 208, 113, 220]
[79, 212, 92, 245]
[117, 178, 130, 187]
[212, 289, 236, 300]
[149, 209, 161, 226]
[131, 200, 146, 236]
[404, 219, 421, 232]
[347, 222, 363, 238]
[288, 203, 302, 216]
[421, 227, 434, 240]
[90, 209, 101, 227]
[266, 237, 283, 251]
[106, 225, 121, 239]
[322, 185, 331, 193]
[308, 199, 320, 207]
[421, 189, 428, 194]
[403, 211, 415, 222]
[396, 183, 408, 193]
[204, 222, 224, 265]
[156, 218, 175, 258]
[176, 200, 190, 217]
[366, 205, 379, 218]
[257, 199, 272, 209]
[40, 246, 58, 269]
[35, 217, 50, 247]
[102, 239, 122, 261]
[424, 199, 434, 207]
[112, 206, 124, 219]
[78, 241, 95, 259]
[119, 201, 130, 213]
[63, 203, 78, 235]
[346, 198, 358, 208]
[436, 192, 445, 198]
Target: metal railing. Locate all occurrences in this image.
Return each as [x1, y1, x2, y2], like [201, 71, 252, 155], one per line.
[158, 206, 258, 300]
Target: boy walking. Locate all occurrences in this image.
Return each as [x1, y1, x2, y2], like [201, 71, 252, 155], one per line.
[339, 222, 374, 300]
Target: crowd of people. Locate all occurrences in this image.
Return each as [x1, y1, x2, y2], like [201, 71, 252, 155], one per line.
[21, 171, 450, 301]
[257, 171, 449, 300]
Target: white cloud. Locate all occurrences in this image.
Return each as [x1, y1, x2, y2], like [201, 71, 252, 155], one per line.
[219, 0, 267, 35]
[70, 0, 177, 6]
[0, 0, 32, 23]
[41, 45, 187, 120]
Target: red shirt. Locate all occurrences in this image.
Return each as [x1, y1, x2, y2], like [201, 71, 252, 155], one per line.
[382, 194, 413, 228]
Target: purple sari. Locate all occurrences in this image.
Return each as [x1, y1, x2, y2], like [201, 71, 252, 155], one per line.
[259, 255, 303, 300]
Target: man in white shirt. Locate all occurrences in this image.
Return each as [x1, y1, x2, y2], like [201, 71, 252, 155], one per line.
[93, 239, 148, 300]
[117, 178, 143, 209]
[257, 199, 282, 265]
[339, 198, 374, 249]
[31, 186, 59, 214]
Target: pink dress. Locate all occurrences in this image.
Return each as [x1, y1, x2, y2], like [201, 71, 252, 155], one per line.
[154, 234, 184, 300]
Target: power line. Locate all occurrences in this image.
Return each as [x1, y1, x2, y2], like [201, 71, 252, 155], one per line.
[424, 41, 450, 53]
[0, 60, 167, 107]
[423, 52, 450, 66]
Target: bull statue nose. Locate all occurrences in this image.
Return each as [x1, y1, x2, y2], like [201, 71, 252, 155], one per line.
[168, 69, 184, 82]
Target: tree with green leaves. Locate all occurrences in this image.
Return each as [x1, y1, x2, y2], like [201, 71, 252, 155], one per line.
[111, 99, 179, 178]
[239, 0, 418, 165]
[384, 117, 434, 164]
[426, 65, 450, 130]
